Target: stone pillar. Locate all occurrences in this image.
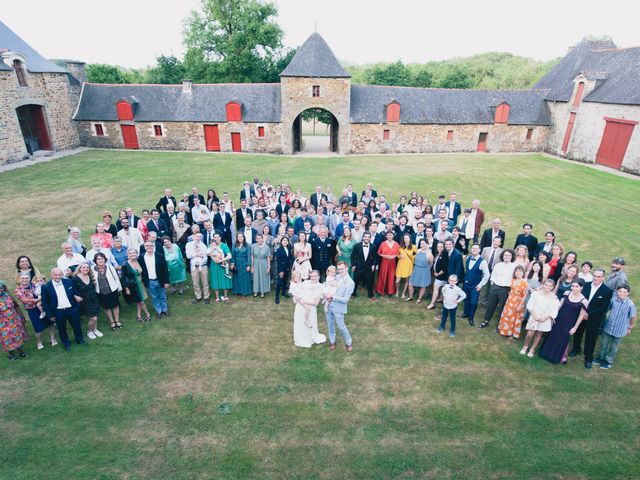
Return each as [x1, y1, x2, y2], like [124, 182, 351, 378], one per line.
[66, 62, 87, 84]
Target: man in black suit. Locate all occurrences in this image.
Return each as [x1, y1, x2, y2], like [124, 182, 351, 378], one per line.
[275, 195, 290, 217]
[411, 222, 426, 247]
[239, 217, 258, 245]
[147, 209, 169, 240]
[274, 237, 293, 304]
[160, 204, 177, 239]
[201, 221, 216, 247]
[239, 181, 255, 201]
[444, 239, 464, 283]
[445, 192, 462, 226]
[188, 187, 205, 209]
[394, 215, 414, 242]
[360, 182, 378, 202]
[513, 223, 538, 260]
[139, 241, 170, 320]
[310, 226, 335, 277]
[351, 232, 377, 301]
[124, 207, 140, 229]
[155, 188, 177, 214]
[533, 231, 555, 258]
[570, 269, 614, 368]
[345, 184, 358, 207]
[235, 198, 253, 229]
[41, 268, 84, 350]
[213, 202, 233, 247]
[480, 218, 506, 250]
[310, 186, 328, 209]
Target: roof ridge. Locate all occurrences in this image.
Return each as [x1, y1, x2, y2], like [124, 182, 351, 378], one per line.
[353, 84, 545, 94]
[85, 82, 280, 87]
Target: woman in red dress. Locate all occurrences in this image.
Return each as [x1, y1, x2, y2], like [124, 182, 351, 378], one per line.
[376, 230, 399, 296]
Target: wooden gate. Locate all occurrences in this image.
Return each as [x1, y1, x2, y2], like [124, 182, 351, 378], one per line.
[231, 132, 242, 152]
[204, 125, 220, 151]
[595, 118, 637, 170]
[121, 125, 139, 149]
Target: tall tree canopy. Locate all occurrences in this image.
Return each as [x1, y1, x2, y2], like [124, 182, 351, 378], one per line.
[183, 0, 285, 83]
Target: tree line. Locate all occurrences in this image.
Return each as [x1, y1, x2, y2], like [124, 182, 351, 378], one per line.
[79, 0, 559, 90]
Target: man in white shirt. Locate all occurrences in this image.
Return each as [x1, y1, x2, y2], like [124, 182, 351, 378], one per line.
[117, 218, 144, 252]
[41, 267, 84, 350]
[186, 233, 211, 304]
[86, 238, 118, 268]
[140, 241, 170, 319]
[56, 242, 85, 277]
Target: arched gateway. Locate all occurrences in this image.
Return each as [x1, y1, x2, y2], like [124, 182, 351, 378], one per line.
[280, 33, 351, 155]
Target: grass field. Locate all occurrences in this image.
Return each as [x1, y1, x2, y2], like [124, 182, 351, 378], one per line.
[0, 150, 638, 480]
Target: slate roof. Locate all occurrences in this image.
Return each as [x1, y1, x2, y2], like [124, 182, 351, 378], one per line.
[0, 20, 68, 73]
[350, 85, 551, 125]
[74, 83, 282, 122]
[280, 33, 351, 78]
[534, 39, 640, 105]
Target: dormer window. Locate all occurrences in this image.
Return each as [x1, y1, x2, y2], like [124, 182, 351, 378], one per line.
[312, 85, 320, 97]
[13, 59, 28, 87]
[116, 100, 134, 121]
[494, 102, 510, 124]
[226, 102, 242, 122]
[386, 102, 400, 123]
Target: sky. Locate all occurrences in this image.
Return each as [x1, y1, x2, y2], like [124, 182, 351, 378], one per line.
[2, 0, 638, 68]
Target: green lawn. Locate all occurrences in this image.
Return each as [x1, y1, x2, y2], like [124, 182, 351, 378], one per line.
[0, 150, 638, 480]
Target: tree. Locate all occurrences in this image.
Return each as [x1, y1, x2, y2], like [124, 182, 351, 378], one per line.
[86, 64, 132, 84]
[147, 55, 187, 84]
[183, 0, 284, 83]
[437, 64, 473, 89]
[366, 61, 412, 86]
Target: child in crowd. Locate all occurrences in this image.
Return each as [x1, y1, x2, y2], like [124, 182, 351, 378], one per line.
[579, 261, 593, 282]
[32, 274, 47, 319]
[323, 266, 338, 314]
[594, 284, 636, 370]
[435, 274, 466, 337]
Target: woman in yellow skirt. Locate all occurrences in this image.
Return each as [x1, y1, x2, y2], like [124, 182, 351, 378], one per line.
[395, 233, 417, 300]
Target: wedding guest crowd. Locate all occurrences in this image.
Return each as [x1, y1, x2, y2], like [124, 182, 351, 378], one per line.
[2, 180, 634, 369]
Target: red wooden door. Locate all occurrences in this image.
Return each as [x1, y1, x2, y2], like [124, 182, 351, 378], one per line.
[33, 106, 53, 150]
[596, 118, 637, 169]
[561, 112, 576, 154]
[204, 125, 220, 151]
[231, 132, 242, 152]
[476, 133, 488, 152]
[121, 125, 139, 149]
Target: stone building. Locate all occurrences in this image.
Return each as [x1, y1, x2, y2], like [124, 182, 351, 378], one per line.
[0, 20, 82, 163]
[1, 20, 639, 174]
[535, 39, 640, 173]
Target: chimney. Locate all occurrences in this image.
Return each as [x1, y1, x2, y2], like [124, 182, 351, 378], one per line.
[66, 61, 87, 84]
[182, 79, 193, 93]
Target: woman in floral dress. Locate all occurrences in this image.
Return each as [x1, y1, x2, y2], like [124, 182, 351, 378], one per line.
[498, 265, 529, 339]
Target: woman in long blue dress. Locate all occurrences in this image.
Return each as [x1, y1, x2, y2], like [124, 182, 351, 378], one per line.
[539, 279, 588, 364]
[209, 233, 233, 303]
[407, 239, 433, 304]
[231, 233, 252, 296]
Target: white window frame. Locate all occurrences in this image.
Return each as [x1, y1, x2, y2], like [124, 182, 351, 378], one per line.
[91, 122, 108, 137]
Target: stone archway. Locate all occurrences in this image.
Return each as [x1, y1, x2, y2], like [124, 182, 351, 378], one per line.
[291, 108, 339, 154]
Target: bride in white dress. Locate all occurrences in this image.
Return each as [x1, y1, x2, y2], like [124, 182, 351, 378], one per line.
[290, 270, 327, 348]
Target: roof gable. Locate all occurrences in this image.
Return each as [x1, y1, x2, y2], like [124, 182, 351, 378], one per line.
[280, 33, 351, 78]
[0, 20, 67, 73]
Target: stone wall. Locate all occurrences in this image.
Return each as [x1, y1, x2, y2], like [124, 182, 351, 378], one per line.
[0, 70, 80, 164]
[350, 123, 548, 154]
[280, 77, 350, 154]
[546, 101, 640, 174]
[77, 120, 283, 154]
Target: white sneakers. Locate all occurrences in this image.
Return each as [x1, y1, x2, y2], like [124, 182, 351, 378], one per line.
[519, 347, 528, 355]
[37, 342, 44, 350]
[87, 330, 96, 340]
[93, 329, 103, 338]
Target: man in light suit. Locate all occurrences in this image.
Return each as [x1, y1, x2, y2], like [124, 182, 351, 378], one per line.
[325, 261, 355, 352]
[570, 269, 614, 368]
[481, 236, 504, 305]
[41, 268, 84, 350]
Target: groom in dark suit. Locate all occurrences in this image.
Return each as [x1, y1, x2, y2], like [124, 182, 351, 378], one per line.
[570, 269, 613, 368]
[351, 232, 377, 300]
[41, 268, 84, 350]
